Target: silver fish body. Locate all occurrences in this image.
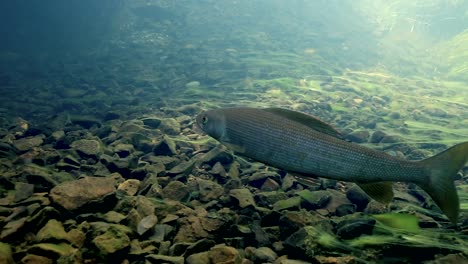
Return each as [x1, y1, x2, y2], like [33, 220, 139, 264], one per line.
[196, 107, 468, 223]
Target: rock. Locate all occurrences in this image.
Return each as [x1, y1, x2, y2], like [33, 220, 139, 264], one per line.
[335, 203, 356, 217]
[273, 196, 301, 211]
[284, 226, 338, 259]
[297, 190, 331, 209]
[27, 243, 75, 258]
[245, 246, 277, 262]
[137, 214, 158, 236]
[229, 188, 256, 208]
[112, 143, 134, 158]
[92, 225, 131, 255]
[162, 181, 189, 201]
[21, 254, 53, 264]
[248, 171, 281, 188]
[70, 139, 101, 158]
[182, 238, 217, 258]
[370, 130, 387, 143]
[187, 252, 210, 264]
[174, 214, 224, 243]
[210, 162, 227, 178]
[13, 135, 44, 152]
[380, 135, 404, 144]
[346, 130, 369, 143]
[103, 211, 126, 224]
[315, 256, 357, 264]
[199, 147, 233, 166]
[209, 245, 241, 264]
[197, 179, 224, 202]
[427, 253, 468, 264]
[1, 217, 27, 240]
[146, 254, 184, 264]
[14, 182, 35, 202]
[36, 219, 69, 243]
[150, 224, 174, 242]
[261, 178, 280, 191]
[335, 217, 375, 239]
[278, 210, 326, 239]
[324, 189, 353, 215]
[159, 118, 181, 135]
[153, 136, 178, 156]
[255, 191, 288, 207]
[274, 256, 311, 264]
[50, 175, 121, 211]
[0, 242, 14, 264]
[117, 179, 140, 196]
[186, 81, 201, 89]
[346, 185, 370, 211]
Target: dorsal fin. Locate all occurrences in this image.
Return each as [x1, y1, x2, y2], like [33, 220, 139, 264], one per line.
[263, 108, 344, 139]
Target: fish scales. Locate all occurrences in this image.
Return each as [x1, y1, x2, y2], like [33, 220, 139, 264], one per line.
[222, 108, 423, 183]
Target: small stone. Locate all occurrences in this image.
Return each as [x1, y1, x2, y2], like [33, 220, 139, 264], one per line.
[153, 136, 177, 156]
[28, 243, 75, 258]
[118, 179, 140, 196]
[185, 81, 201, 89]
[246, 246, 277, 262]
[137, 214, 158, 236]
[13, 135, 44, 152]
[209, 245, 241, 264]
[273, 196, 301, 211]
[261, 178, 280, 191]
[70, 139, 101, 158]
[21, 254, 53, 264]
[159, 118, 181, 135]
[229, 188, 256, 208]
[50, 175, 121, 211]
[14, 182, 35, 202]
[112, 143, 134, 158]
[297, 190, 331, 209]
[162, 181, 189, 201]
[0, 242, 14, 264]
[346, 130, 369, 143]
[186, 252, 210, 264]
[210, 162, 227, 177]
[336, 218, 375, 239]
[36, 219, 69, 243]
[92, 226, 131, 255]
[370, 130, 387, 143]
[197, 179, 224, 202]
[346, 185, 370, 211]
[146, 254, 184, 264]
[103, 211, 127, 224]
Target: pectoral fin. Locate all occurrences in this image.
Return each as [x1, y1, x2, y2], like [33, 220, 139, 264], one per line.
[357, 182, 394, 204]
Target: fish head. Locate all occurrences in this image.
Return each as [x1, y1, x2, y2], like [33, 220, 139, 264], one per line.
[195, 110, 226, 140]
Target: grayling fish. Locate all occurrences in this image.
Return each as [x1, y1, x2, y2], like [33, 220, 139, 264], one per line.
[195, 107, 468, 223]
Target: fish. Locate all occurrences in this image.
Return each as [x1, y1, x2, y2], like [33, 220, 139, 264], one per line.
[195, 107, 468, 223]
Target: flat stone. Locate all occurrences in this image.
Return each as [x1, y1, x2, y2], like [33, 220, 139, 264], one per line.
[70, 139, 101, 157]
[92, 226, 131, 255]
[229, 188, 256, 208]
[35, 219, 69, 243]
[197, 179, 224, 202]
[146, 254, 184, 264]
[209, 245, 241, 264]
[162, 181, 189, 201]
[50, 175, 120, 211]
[117, 179, 140, 196]
[13, 135, 44, 152]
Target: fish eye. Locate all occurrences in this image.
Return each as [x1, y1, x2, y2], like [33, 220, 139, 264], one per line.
[202, 116, 208, 124]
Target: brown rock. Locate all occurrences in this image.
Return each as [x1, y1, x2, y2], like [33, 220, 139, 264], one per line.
[162, 181, 189, 201]
[209, 245, 242, 264]
[50, 175, 122, 210]
[118, 179, 141, 196]
[13, 135, 44, 152]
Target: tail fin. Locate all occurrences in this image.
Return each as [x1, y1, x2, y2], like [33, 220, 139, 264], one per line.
[417, 141, 468, 223]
